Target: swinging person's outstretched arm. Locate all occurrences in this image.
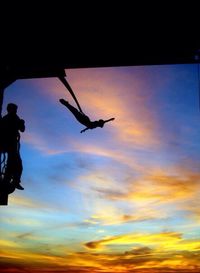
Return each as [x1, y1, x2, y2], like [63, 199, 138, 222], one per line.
[80, 127, 90, 133]
[104, 118, 115, 123]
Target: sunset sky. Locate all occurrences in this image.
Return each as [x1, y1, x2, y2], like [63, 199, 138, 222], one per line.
[0, 64, 200, 272]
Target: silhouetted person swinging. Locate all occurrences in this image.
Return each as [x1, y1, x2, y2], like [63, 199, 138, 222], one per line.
[59, 99, 115, 133]
[1, 103, 25, 190]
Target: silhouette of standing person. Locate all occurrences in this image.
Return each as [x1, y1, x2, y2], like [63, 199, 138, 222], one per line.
[59, 99, 115, 133]
[1, 103, 25, 190]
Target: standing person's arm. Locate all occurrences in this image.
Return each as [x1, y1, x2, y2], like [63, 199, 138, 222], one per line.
[18, 119, 25, 132]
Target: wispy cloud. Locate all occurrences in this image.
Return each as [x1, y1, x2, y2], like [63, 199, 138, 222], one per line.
[93, 169, 200, 205]
[84, 231, 183, 250]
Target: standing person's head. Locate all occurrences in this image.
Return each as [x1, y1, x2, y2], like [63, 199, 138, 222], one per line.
[7, 103, 18, 114]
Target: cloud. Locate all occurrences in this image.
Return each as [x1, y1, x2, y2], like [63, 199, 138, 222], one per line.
[68, 164, 200, 227]
[32, 67, 163, 150]
[84, 209, 164, 227]
[124, 246, 152, 256]
[16, 232, 35, 240]
[9, 195, 44, 209]
[0, 240, 18, 248]
[84, 232, 183, 251]
[94, 170, 200, 205]
[1, 236, 200, 272]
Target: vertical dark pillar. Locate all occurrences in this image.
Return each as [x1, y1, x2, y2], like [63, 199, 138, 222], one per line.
[0, 192, 8, 205]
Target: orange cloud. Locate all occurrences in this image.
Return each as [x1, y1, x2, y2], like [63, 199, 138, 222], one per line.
[97, 170, 200, 206]
[1, 239, 200, 273]
[84, 232, 183, 251]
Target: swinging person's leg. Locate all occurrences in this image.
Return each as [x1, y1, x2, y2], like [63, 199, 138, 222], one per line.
[60, 99, 80, 117]
[59, 99, 90, 125]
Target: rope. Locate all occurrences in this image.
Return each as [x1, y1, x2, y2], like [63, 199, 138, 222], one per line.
[0, 152, 6, 176]
[58, 76, 84, 114]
